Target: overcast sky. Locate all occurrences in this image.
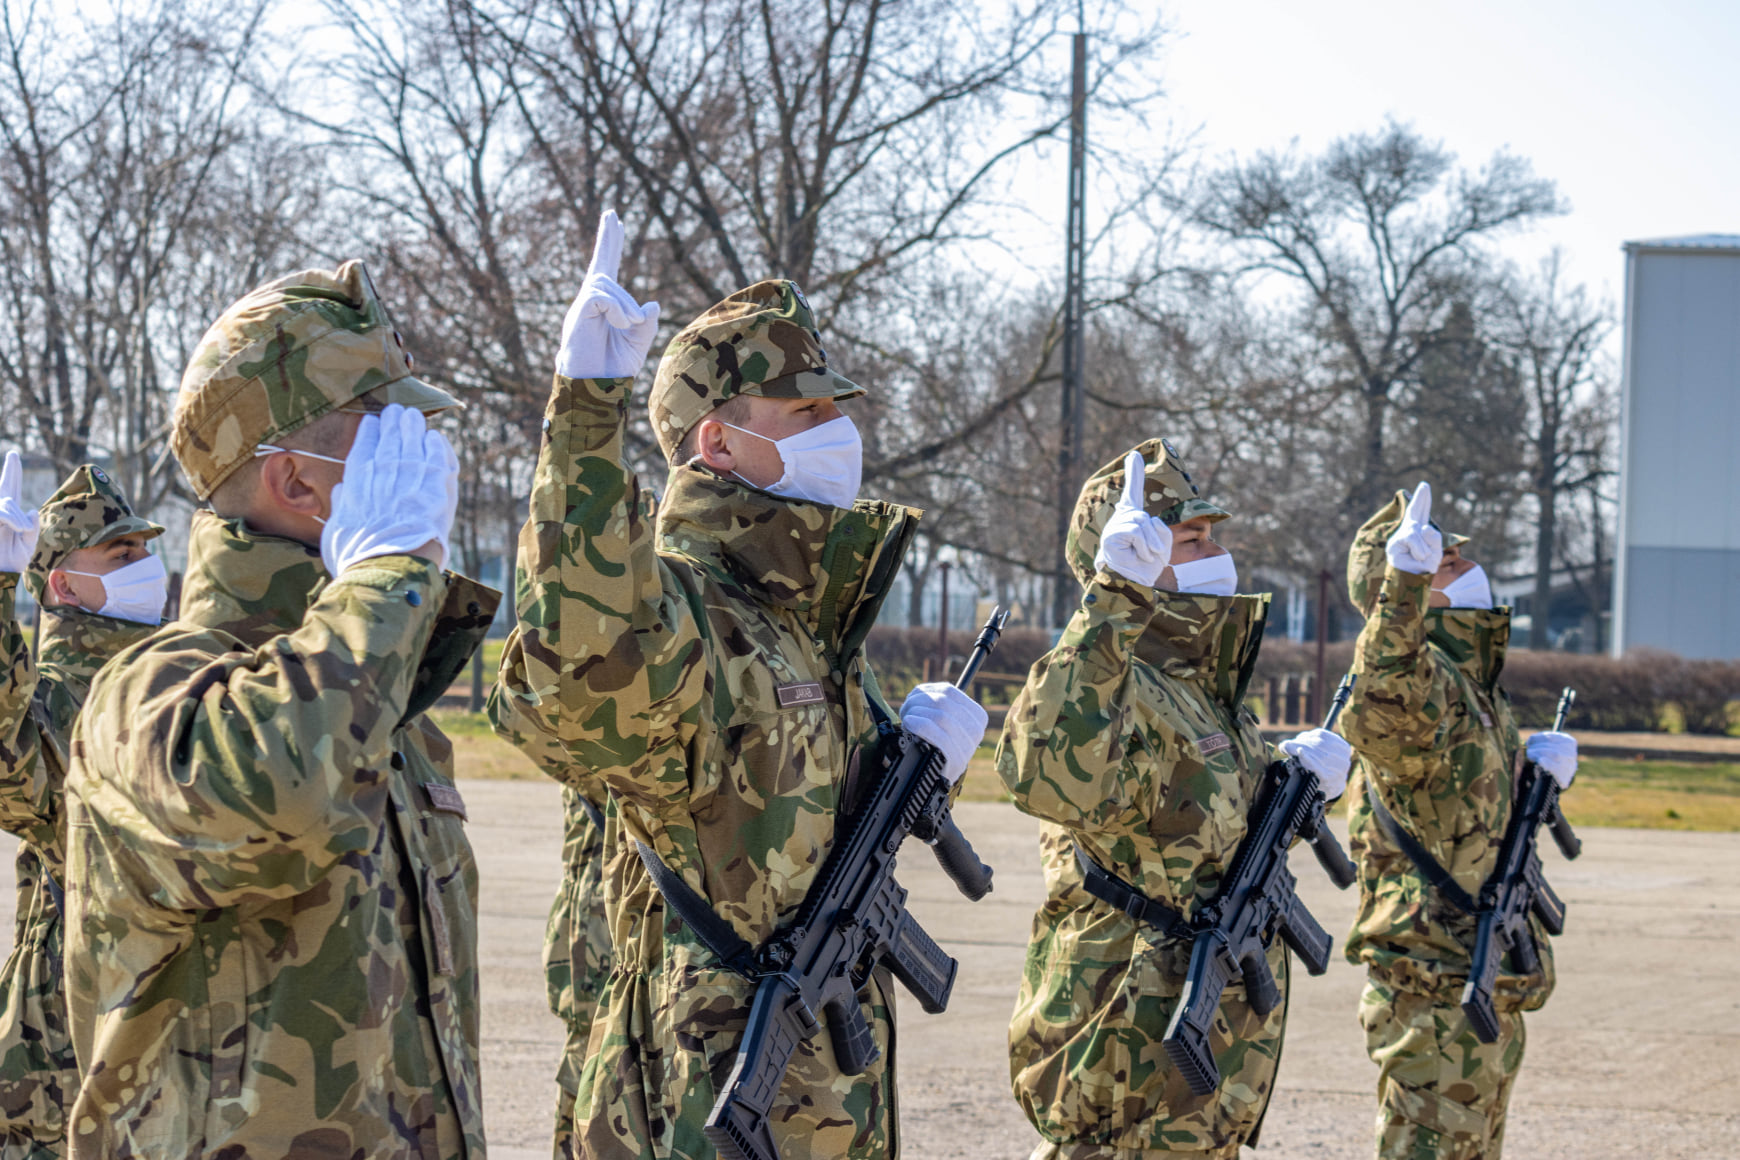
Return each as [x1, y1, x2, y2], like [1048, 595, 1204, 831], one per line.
[1154, 0, 1740, 304]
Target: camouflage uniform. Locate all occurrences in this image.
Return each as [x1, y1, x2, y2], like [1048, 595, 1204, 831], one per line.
[998, 441, 1287, 1160]
[0, 467, 162, 1159]
[490, 279, 914, 1160]
[1342, 493, 1554, 1160]
[491, 493, 656, 1160]
[61, 261, 498, 1158]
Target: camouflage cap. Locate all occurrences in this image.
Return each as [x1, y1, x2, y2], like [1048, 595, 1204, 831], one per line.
[1346, 489, 1470, 614]
[25, 465, 164, 603]
[1065, 437, 1230, 585]
[172, 259, 460, 498]
[648, 279, 863, 461]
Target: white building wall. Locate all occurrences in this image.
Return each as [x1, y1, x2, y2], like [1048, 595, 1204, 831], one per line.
[1614, 238, 1740, 658]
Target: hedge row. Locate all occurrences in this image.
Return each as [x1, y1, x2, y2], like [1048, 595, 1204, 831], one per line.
[865, 627, 1740, 735]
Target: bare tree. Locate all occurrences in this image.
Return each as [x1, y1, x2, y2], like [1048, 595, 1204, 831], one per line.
[1492, 251, 1615, 646]
[1188, 121, 1563, 529]
[0, 0, 297, 513]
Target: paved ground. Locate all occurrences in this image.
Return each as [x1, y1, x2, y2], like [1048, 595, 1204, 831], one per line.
[5, 784, 1738, 1158]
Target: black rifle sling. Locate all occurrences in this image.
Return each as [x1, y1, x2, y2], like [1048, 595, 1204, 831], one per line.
[634, 841, 761, 978]
[576, 793, 605, 831]
[1364, 782, 1479, 915]
[1073, 843, 1195, 941]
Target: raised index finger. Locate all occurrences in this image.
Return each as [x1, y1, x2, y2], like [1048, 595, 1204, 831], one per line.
[1405, 480, 1432, 525]
[587, 209, 623, 282]
[0, 451, 21, 502]
[1121, 450, 1147, 511]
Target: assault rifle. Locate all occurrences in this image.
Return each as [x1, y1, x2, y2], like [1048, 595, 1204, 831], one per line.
[704, 609, 1006, 1160]
[1162, 674, 1360, 1097]
[1460, 687, 1581, 1043]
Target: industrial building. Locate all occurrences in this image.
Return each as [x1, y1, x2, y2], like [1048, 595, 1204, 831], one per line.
[1613, 234, 1740, 659]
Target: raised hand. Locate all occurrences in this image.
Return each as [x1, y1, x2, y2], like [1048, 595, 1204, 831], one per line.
[321, 405, 461, 576]
[0, 451, 40, 574]
[557, 209, 662, 380]
[1093, 450, 1172, 588]
[1385, 481, 1443, 576]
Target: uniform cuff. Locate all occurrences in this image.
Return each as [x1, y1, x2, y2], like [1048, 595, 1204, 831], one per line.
[331, 554, 447, 608]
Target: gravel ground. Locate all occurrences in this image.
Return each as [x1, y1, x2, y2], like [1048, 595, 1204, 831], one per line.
[6, 786, 1736, 1158]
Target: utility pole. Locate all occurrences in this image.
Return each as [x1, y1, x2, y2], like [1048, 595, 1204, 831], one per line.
[937, 561, 952, 676]
[1051, 29, 1088, 630]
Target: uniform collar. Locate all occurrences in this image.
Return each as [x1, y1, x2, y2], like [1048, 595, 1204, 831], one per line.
[1136, 590, 1270, 707]
[36, 607, 156, 695]
[1426, 605, 1510, 690]
[658, 463, 920, 665]
[177, 510, 328, 646]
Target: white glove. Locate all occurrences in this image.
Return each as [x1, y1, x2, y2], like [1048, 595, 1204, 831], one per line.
[899, 682, 989, 786]
[1278, 727, 1353, 800]
[0, 451, 39, 574]
[1093, 450, 1172, 588]
[321, 405, 460, 577]
[1527, 731, 1578, 790]
[557, 209, 661, 379]
[1385, 481, 1443, 576]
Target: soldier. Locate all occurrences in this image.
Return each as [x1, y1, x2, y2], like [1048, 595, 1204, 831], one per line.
[61, 261, 499, 1158]
[1341, 482, 1578, 1160]
[998, 442, 1352, 1160]
[490, 211, 988, 1160]
[0, 457, 165, 1159]
[489, 485, 658, 1160]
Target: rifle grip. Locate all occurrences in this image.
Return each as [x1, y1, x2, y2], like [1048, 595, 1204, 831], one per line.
[928, 813, 994, 901]
[1548, 804, 1582, 861]
[823, 992, 880, 1076]
[1307, 824, 1358, 890]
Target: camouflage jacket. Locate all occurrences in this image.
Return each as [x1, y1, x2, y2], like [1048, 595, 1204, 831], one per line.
[0, 583, 153, 1149]
[1342, 565, 1555, 1009]
[63, 512, 498, 1159]
[997, 568, 1288, 1154]
[490, 371, 916, 1160]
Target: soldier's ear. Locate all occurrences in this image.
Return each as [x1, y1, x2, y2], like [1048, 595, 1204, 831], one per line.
[46, 568, 82, 609]
[692, 418, 736, 473]
[257, 452, 327, 518]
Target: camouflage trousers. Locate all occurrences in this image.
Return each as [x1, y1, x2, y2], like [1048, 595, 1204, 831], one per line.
[573, 945, 897, 1160]
[545, 790, 614, 1160]
[0, 853, 71, 1160]
[1358, 978, 1526, 1160]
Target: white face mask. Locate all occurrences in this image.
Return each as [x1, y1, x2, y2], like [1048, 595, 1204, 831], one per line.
[1438, 562, 1493, 610]
[65, 553, 169, 625]
[718, 415, 863, 510]
[1168, 550, 1238, 597]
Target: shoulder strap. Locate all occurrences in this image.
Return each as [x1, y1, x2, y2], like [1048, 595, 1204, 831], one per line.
[576, 793, 605, 831]
[1364, 781, 1479, 914]
[1073, 841, 1195, 941]
[634, 840, 761, 978]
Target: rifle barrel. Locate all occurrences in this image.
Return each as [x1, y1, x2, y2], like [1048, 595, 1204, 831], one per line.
[955, 606, 1008, 688]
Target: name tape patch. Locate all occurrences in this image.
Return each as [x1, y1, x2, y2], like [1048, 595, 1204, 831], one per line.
[425, 783, 468, 819]
[1197, 732, 1232, 757]
[776, 681, 827, 708]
